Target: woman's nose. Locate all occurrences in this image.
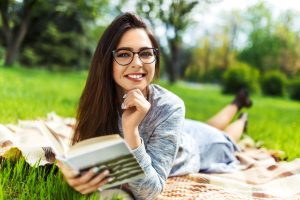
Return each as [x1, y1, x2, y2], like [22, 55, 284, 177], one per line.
[131, 53, 143, 67]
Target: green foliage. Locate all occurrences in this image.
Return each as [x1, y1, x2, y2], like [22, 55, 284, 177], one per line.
[205, 67, 226, 83]
[261, 71, 287, 96]
[237, 2, 300, 76]
[184, 31, 239, 84]
[222, 62, 260, 94]
[22, 47, 40, 66]
[0, 46, 4, 65]
[238, 30, 282, 71]
[184, 65, 224, 83]
[184, 64, 200, 82]
[288, 77, 300, 100]
[238, 2, 278, 71]
[16, 0, 110, 69]
[24, 23, 91, 69]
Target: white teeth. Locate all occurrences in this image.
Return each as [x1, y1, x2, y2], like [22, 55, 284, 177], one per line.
[128, 74, 143, 79]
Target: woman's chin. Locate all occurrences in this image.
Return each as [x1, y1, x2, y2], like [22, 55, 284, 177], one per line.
[121, 86, 147, 96]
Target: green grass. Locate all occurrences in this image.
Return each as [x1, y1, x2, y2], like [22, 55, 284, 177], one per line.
[0, 157, 101, 200]
[1, 66, 300, 199]
[0, 66, 86, 123]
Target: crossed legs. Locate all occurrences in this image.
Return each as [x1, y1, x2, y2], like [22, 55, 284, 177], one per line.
[206, 90, 252, 143]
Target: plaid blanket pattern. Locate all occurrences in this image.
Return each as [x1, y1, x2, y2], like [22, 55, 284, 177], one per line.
[157, 149, 300, 200]
[1, 113, 300, 200]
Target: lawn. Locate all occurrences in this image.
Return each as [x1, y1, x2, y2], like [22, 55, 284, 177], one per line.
[1, 66, 300, 199]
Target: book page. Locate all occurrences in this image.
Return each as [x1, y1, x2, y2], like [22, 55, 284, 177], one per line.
[35, 121, 66, 156]
[67, 134, 122, 157]
[0, 124, 15, 146]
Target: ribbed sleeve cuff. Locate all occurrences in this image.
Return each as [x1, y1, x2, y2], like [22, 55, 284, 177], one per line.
[130, 138, 151, 169]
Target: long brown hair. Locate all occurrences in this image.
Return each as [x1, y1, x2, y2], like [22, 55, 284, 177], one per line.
[73, 13, 160, 144]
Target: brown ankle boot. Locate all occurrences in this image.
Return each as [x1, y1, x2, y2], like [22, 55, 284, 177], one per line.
[232, 89, 253, 110]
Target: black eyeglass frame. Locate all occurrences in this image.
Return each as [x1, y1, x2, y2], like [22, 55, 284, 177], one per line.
[112, 48, 159, 66]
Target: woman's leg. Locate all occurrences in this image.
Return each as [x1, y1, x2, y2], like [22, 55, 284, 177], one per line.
[224, 113, 248, 143]
[206, 104, 238, 130]
[206, 89, 252, 130]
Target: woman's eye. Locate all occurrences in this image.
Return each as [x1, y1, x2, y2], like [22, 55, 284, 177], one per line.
[117, 53, 130, 57]
[140, 51, 153, 57]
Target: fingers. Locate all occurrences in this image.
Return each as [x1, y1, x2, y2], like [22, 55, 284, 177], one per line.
[56, 161, 79, 178]
[69, 168, 99, 187]
[123, 96, 144, 109]
[57, 162, 111, 195]
[79, 178, 109, 194]
[122, 89, 150, 111]
[74, 169, 110, 194]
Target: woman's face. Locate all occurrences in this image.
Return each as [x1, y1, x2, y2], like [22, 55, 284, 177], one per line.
[113, 28, 156, 96]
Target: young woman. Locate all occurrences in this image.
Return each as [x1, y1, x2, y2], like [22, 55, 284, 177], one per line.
[57, 12, 251, 200]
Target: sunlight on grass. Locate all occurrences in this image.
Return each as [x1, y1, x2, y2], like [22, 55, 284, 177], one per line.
[0, 66, 87, 123]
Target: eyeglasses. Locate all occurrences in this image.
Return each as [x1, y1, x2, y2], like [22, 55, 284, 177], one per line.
[112, 48, 158, 66]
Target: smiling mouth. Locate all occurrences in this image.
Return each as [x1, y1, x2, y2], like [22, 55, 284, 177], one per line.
[125, 74, 146, 79]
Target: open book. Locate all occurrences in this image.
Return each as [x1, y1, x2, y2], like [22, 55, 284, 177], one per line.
[35, 121, 145, 190]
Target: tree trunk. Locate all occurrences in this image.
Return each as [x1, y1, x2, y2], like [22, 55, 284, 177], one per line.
[160, 46, 177, 83]
[4, 41, 20, 66]
[166, 57, 177, 83]
[168, 60, 177, 83]
[1, 0, 35, 66]
[168, 40, 180, 83]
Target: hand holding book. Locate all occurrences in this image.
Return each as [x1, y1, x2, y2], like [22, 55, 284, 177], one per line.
[57, 160, 112, 194]
[36, 121, 145, 192]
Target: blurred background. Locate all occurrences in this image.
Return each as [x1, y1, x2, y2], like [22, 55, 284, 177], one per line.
[1, 2, 300, 197]
[1, 0, 300, 98]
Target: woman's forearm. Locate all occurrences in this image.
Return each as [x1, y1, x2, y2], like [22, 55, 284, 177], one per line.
[123, 126, 141, 149]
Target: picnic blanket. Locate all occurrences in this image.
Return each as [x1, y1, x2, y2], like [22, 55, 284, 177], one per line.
[157, 151, 300, 200]
[1, 113, 300, 200]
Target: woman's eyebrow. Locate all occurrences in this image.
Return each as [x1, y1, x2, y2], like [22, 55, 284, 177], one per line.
[116, 46, 153, 51]
[139, 47, 153, 50]
[116, 47, 132, 51]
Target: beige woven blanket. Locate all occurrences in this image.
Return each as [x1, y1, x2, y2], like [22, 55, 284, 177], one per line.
[1, 113, 300, 200]
[157, 151, 300, 199]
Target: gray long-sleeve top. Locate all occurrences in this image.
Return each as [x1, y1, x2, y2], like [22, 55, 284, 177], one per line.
[118, 84, 239, 199]
[118, 84, 185, 200]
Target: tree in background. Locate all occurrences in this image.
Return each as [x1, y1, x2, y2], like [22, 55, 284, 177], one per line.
[136, 0, 199, 83]
[274, 11, 300, 76]
[186, 1, 300, 84]
[0, 0, 110, 69]
[20, 0, 107, 69]
[1, 0, 300, 83]
[184, 36, 211, 82]
[185, 10, 242, 83]
[238, 2, 300, 76]
[0, 0, 37, 66]
[238, 2, 280, 72]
